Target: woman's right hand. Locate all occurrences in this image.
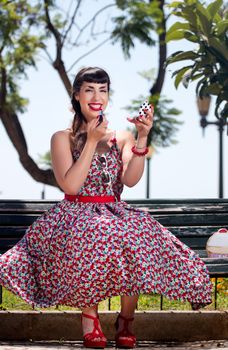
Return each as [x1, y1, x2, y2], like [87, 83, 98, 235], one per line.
[86, 116, 109, 143]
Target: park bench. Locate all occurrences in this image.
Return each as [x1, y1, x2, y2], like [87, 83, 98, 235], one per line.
[0, 198, 228, 309]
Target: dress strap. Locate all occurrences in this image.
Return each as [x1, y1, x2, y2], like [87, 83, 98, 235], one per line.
[110, 130, 117, 143]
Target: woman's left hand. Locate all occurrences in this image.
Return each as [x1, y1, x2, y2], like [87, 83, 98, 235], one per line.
[127, 105, 154, 137]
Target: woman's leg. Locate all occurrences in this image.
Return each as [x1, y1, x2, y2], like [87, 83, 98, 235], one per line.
[82, 304, 98, 316]
[120, 295, 139, 316]
[81, 304, 106, 341]
[117, 295, 139, 333]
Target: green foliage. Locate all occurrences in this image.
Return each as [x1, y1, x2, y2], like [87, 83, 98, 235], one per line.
[124, 93, 182, 148]
[123, 70, 182, 148]
[149, 94, 182, 148]
[123, 67, 182, 149]
[2, 279, 228, 310]
[112, 0, 163, 58]
[38, 151, 52, 169]
[166, 0, 228, 120]
[0, 0, 45, 113]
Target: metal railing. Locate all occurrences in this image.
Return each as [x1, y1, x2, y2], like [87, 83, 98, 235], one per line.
[0, 277, 226, 310]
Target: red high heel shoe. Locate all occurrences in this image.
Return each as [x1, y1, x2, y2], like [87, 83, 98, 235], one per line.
[115, 314, 136, 348]
[81, 313, 107, 348]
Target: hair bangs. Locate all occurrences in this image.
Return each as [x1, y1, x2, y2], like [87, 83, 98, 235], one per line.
[81, 68, 110, 88]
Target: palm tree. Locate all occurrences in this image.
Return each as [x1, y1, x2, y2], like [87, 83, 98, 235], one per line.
[166, 0, 228, 121]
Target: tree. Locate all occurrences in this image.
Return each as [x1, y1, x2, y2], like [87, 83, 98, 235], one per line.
[0, 0, 57, 186]
[0, 0, 180, 189]
[113, 0, 174, 146]
[123, 70, 182, 148]
[166, 0, 228, 121]
[0, 0, 118, 187]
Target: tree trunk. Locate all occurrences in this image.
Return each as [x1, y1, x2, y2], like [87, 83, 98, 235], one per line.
[149, 0, 167, 96]
[53, 57, 72, 97]
[1, 109, 58, 187]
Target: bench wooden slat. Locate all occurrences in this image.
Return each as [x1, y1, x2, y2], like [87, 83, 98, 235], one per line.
[0, 215, 41, 226]
[179, 237, 208, 248]
[203, 257, 228, 264]
[128, 199, 228, 213]
[1, 199, 228, 213]
[165, 226, 224, 236]
[195, 250, 207, 257]
[0, 200, 57, 213]
[1, 213, 228, 227]
[130, 204, 228, 214]
[0, 238, 23, 246]
[0, 226, 224, 237]
[152, 214, 228, 226]
[0, 227, 27, 237]
[203, 258, 228, 276]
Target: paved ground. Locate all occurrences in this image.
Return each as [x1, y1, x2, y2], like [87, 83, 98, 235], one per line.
[0, 340, 228, 350]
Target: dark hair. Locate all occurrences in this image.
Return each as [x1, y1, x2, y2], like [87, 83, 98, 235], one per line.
[70, 67, 110, 150]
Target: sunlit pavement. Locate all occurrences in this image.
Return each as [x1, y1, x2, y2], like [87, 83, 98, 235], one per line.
[0, 340, 228, 350]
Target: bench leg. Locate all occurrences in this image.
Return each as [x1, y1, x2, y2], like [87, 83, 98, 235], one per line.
[214, 277, 218, 310]
[108, 298, 111, 310]
[0, 285, 2, 305]
[160, 295, 163, 310]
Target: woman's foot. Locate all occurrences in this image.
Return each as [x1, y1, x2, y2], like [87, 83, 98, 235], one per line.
[191, 302, 208, 310]
[81, 312, 107, 348]
[115, 313, 136, 348]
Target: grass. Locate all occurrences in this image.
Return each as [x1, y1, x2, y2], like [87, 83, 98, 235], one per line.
[1, 279, 227, 311]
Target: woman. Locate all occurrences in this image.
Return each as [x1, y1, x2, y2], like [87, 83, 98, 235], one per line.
[0, 67, 212, 348]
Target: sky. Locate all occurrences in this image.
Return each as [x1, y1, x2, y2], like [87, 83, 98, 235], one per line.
[0, 1, 227, 200]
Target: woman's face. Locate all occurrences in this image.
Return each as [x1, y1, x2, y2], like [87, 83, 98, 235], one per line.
[75, 81, 109, 121]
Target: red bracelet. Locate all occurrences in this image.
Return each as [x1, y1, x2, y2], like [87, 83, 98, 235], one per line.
[131, 145, 149, 156]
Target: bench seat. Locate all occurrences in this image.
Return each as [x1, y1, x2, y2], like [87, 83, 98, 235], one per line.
[0, 199, 228, 277]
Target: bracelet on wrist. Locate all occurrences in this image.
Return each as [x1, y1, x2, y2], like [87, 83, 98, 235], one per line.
[131, 145, 149, 156]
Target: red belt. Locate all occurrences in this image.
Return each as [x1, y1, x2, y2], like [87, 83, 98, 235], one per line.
[64, 194, 119, 203]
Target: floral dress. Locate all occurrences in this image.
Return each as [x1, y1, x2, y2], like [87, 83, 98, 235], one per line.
[0, 133, 212, 309]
